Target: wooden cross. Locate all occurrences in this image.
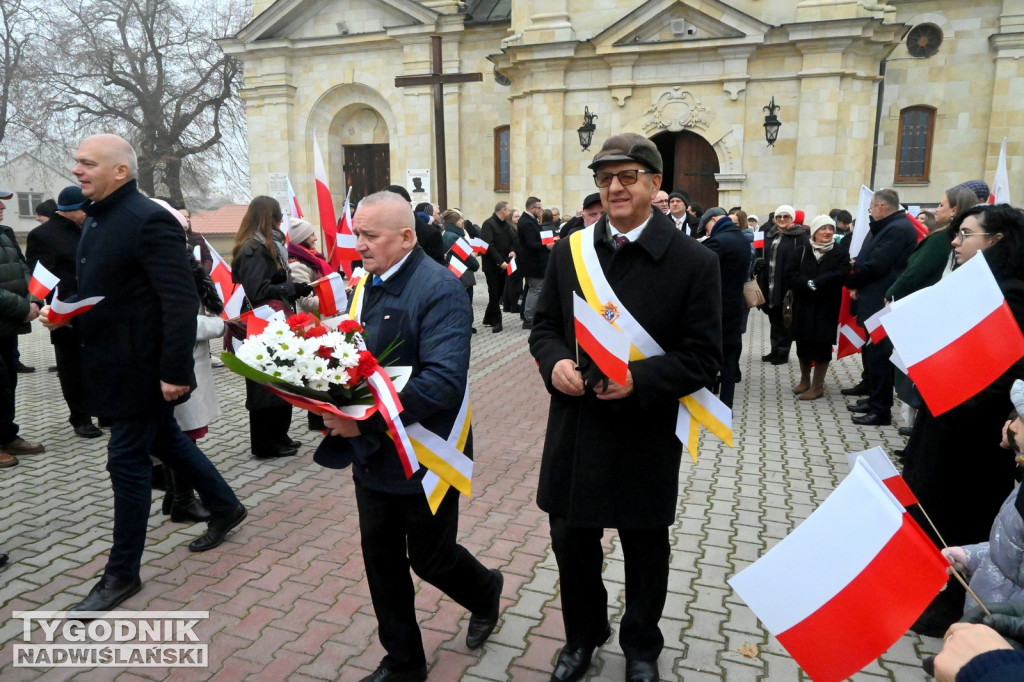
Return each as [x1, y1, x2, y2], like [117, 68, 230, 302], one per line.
[395, 34, 482, 210]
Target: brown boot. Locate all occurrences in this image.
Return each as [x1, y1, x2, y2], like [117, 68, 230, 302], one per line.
[793, 359, 811, 394]
[0, 451, 17, 468]
[800, 361, 830, 400]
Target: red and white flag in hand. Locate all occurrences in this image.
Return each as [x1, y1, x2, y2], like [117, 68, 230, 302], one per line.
[505, 258, 517, 276]
[835, 289, 866, 359]
[847, 446, 918, 507]
[207, 242, 236, 320]
[468, 237, 489, 254]
[48, 291, 104, 325]
[728, 460, 948, 682]
[450, 237, 472, 261]
[286, 176, 303, 218]
[28, 262, 60, 300]
[313, 272, 348, 316]
[313, 135, 340, 268]
[572, 293, 630, 386]
[240, 305, 278, 338]
[864, 307, 890, 344]
[541, 230, 556, 246]
[333, 186, 359, 277]
[752, 231, 764, 249]
[448, 257, 468, 278]
[884, 254, 1024, 415]
[224, 284, 246, 320]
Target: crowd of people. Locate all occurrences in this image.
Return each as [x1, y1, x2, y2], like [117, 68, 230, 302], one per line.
[2, 130, 1024, 682]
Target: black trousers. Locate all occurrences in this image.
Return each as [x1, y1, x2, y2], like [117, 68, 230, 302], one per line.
[481, 266, 506, 326]
[356, 480, 497, 670]
[549, 515, 669, 662]
[504, 271, 523, 312]
[0, 336, 19, 444]
[52, 327, 92, 427]
[862, 337, 895, 415]
[767, 306, 791, 359]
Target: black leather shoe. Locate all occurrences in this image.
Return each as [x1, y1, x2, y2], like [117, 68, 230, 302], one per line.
[847, 403, 872, 413]
[0, 552, 8, 567]
[74, 423, 103, 438]
[550, 625, 612, 682]
[359, 665, 428, 682]
[840, 382, 869, 396]
[626, 659, 660, 682]
[492, 325, 503, 333]
[761, 353, 775, 362]
[898, 426, 914, 437]
[15, 361, 35, 374]
[769, 356, 789, 365]
[286, 438, 301, 449]
[253, 446, 298, 459]
[171, 497, 212, 523]
[466, 569, 503, 649]
[188, 504, 247, 552]
[70, 574, 142, 614]
[852, 412, 892, 426]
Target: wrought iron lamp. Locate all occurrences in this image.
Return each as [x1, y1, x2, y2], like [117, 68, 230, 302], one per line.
[577, 106, 598, 151]
[763, 96, 782, 147]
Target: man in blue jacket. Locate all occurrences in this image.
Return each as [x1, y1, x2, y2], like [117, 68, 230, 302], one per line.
[318, 191, 503, 682]
[42, 134, 245, 614]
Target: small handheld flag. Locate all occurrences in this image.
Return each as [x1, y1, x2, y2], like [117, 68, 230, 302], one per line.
[572, 292, 630, 386]
[28, 262, 60, 300]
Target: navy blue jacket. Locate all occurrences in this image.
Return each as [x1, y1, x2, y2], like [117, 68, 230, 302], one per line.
[702, 216, 750, 345]
[846, 210, 918, 324]
[314, 247, 473, 494]
[76, 180, 199, 418]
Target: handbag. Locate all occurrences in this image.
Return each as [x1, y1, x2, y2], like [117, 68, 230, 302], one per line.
[743, 280, 765, 309]
[782, 289, 795, 327]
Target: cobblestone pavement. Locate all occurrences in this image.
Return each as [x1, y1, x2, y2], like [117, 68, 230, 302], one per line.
[0, 301, 943, 680]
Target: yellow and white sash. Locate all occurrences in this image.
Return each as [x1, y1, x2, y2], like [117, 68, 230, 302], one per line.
[348, 272, 474, 513]
[568, 226, 734, 462]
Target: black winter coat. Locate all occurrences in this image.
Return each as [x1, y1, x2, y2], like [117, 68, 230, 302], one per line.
[75, 181, 199, 418]
[26, 214, 83, 344]
[759, 228, 808, 308]
[846, 210, 917, 324]
[529, 211, 722, 529]
[0, 225, 34, 337]
[518, 214, 551, 279]
[701, 217, 749, 346]
[480, 213, 518, 272]
[790, 240, 851, 346]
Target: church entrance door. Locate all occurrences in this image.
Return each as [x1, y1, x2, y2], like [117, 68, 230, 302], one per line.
[652, 131, 719, 211]
[343, 144, 390, 205]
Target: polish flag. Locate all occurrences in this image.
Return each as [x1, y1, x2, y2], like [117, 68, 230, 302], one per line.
[332, 186, 359, 276]
[312, 136, 339, 270]
[864, 307, 890, 344]
[506, 258, 517, 276]
[313, 272, 348, 317]
[28, 262, 60, 300]
[286, 176, 303, 218]
[835, 289, 865, 359]
[991, 137, 1012, 205]
[728, 460, 949, 682]
[240, 305, 278, 338]
[883, 254, 1024, 416]
[450, 237, 472, 261]
[848, 185, 875, 258]
[573, 293, 630, 386]
[847, 447, 918, 507]
[468, 237, 489, 254]
[907, 212, 929, 242]
[224, 284, 246, 320]
[541, 230, 556, 246]
[207, 243, 235, 320]
[752, 231, 764, 249]
[48, 291, 104, 325]
[448, 257, 468, 278]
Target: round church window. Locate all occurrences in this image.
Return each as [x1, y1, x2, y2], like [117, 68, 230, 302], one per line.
[906, 24, 943, 58]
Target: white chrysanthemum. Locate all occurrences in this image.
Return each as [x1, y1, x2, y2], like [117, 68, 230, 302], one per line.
[236, 340, 270, 368]
[333, 341, 361, 369]
[309, 379, 331, 392]
[298, 356, 330, 382]
[319, 330, 344, 347]
[327, 368, 351, 385]
[263, 319, 292, 337]
[274, 338, 300, 362]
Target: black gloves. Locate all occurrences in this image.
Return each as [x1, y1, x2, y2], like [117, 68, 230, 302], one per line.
[270, 268, 288, 284]
[293, 282, 314, 299]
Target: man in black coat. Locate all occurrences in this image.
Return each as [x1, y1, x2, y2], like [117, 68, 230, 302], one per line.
[479, 201, 517, 332]
[517, 197, 551, 329]
[26, 186, 102, 439]
[846, 188, 918, 426]
[42, 134, 245, 614]
[529, 133, 721, 682]
[701, 209, 751, 408]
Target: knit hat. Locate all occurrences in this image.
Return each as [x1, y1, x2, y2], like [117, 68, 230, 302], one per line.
[588, 133, 663, 174]
[290, 218, 316, 245]
[794, 209, 805, 225]
[150, 198, 188, 229]
[774, 204, 795, 219]
[0, 190, 12, 200]
[953, 179, 991, 203]
[747, 214, 759, 224]
[57, 186, 86, 211]
[808, 214, 836, 238]
[668, 191, 689, 206]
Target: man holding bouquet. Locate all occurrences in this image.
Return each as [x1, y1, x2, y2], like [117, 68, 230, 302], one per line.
[41, 134, 246, 614]
[317, 191, 504, 682]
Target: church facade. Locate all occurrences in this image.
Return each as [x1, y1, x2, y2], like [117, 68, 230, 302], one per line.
[220, 0, 1024, 225]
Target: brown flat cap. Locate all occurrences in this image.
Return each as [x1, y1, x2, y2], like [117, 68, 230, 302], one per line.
[588, 133, 663, 174]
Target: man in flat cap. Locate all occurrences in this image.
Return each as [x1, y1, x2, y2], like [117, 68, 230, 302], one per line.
[529, 133, 722, 682]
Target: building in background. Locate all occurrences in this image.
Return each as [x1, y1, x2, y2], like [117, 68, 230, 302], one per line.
[0, 153, 76, 237]
[220, 0, 1023, 225]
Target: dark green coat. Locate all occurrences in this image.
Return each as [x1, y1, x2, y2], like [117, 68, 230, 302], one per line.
[0, 224, 35, 337]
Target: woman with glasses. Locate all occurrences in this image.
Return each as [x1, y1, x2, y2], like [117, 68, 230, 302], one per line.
[757, 205, 808, 365]
[903, 203, 1024, 637]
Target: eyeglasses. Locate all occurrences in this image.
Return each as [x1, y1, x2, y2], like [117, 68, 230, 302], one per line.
[653, 199, 669, 205]
[956, 229, 992, 241]
[775, 214, 793, 221]
[593, 169, 655, 188]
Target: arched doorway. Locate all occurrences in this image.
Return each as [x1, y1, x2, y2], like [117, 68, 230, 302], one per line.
[652, 130, 720, 211]
[330, 106, 390, 205]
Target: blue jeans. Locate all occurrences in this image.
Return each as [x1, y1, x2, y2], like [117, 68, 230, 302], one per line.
[105, 403, 239, 579]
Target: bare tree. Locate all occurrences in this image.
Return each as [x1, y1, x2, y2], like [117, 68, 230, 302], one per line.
[0, 0, 40, 151]
[36, 0, 248, 204]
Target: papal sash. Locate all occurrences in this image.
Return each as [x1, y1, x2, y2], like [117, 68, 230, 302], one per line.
[568, 226, 733, 462]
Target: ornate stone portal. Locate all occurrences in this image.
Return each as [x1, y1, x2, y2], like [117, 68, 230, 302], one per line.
[643, 88, 712, 133]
